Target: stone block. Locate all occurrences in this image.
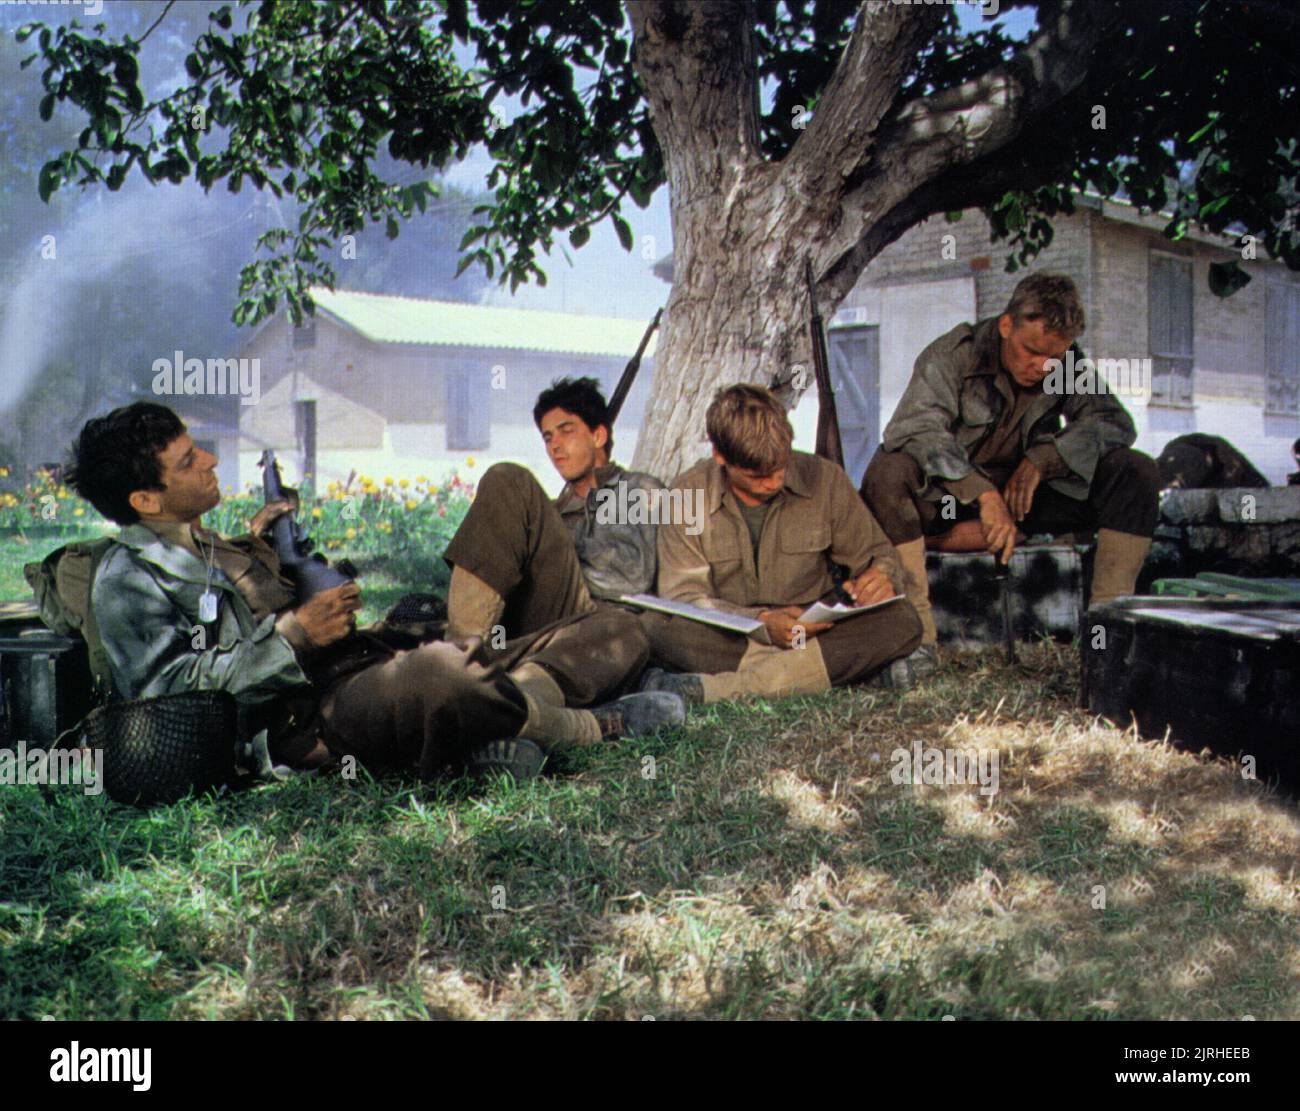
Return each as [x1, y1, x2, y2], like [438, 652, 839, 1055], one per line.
[1187, 526, 1233, 553]
[1159, 488, 1218, 525]
[1216, 487, 1300, 524]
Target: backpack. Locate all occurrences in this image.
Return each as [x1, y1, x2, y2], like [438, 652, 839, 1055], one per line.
[23, 538, 118, 704]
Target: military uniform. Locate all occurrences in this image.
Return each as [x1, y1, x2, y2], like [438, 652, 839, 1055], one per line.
[643, 451, 922, 701]
[92, 519, 645, 776]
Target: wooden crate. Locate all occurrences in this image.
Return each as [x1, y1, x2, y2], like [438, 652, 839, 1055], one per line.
[929, 544, 1087, 647]
[1081, 597, 1300, 785]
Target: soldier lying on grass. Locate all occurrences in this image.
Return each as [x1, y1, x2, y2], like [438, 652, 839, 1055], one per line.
[64, 402, 683, 784]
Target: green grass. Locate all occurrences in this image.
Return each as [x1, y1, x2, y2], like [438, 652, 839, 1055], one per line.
[2, 641, 1298, 1020]
[1, 506, 1297, 1020]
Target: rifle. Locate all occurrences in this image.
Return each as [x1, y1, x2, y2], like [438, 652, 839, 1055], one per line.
[806, 260, 845, 470]
[259, 450, 353, 602]
[606, 307, 663, 427]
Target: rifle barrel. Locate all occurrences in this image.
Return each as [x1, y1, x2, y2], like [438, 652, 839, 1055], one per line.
[607, 308, 663, 426]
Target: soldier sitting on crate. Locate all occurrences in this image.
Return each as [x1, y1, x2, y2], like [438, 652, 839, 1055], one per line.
[441, 377, 666, 717]
[55, 402, 683, 783]
[859, 273, 1160, 672]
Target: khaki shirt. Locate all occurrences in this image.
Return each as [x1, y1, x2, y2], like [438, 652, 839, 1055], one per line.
[657, 451, 903, 643]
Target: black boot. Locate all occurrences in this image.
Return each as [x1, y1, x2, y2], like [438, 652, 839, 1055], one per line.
[590, 692, 687, 739]
[637, 667, 706, 706]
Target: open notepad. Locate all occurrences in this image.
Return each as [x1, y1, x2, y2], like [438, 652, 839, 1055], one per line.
[797, 594, 903, 623]
[620, 592, 902, 635]
[620, 593, 765, 635]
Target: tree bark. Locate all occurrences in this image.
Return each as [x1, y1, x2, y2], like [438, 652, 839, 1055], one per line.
[628, 0, 1127, 481]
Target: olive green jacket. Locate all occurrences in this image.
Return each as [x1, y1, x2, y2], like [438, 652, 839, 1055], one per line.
[881, 318, 1137, 503]
[91, 524, 311, 703]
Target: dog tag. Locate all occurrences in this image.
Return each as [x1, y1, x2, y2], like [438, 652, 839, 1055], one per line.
[199, 590, 219, 623]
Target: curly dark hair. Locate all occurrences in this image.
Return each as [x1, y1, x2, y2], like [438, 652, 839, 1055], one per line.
[65, 402, 185, 525]
[532, 376, 613, 456]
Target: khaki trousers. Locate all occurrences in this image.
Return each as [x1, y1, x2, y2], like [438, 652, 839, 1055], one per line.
[640, 599, 922, 701]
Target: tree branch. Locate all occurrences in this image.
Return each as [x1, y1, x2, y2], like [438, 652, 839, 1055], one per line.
[791, 0, 945, 174]
[813, 0, 1131, 302]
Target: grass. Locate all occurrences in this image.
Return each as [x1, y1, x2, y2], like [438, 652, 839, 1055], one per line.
[2, 639, 1298, 1020]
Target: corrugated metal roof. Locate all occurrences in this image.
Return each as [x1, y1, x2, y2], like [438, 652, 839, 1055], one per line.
[308, 287, 658, 358]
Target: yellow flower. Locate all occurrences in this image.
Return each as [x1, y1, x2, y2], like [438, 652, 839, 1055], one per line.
[311, 507, 323, 519]
[73, 507, 84, 517]
[0, 467, 9, 477]
[428, 486, 438, 495]
[465, 457, 476, 468]
[399, 478, 409, 489]
[326, 539, 341, 550]
[404, 499, 417, 511]
[327, 481, 338, 492]
[416, 475, 427, 484]
[383, 476, 394, 486]
[345, 527, 356, 540]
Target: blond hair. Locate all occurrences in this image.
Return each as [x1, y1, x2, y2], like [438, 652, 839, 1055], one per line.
[705, 384, 794, 473]
[1004, 273, 1086, 339]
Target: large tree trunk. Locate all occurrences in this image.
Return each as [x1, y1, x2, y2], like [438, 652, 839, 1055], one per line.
[627, 0, 1128, 481]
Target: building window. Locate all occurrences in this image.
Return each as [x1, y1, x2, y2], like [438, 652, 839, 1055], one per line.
[445, 367, 490, 451]
[1148, 251, 1194, 407]
[1265, 283, 1300, 416]
[292, 318, 317, 350]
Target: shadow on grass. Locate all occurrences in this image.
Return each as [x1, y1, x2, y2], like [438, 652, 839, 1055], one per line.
[2, 644, 1298, 1019]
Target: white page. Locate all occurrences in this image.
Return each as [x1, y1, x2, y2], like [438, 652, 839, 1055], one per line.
[798, 595, 903, 624]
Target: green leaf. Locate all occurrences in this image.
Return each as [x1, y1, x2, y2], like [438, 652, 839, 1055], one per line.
[1208, 260, 1251, 298]
[458, 224, 488, 250]
[38, 160, 61, 204]
[613, 214, 633, 252]
[39, 94, 55, 122]
[568, 224, 590, 249]
[386, 216, 399, 240]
